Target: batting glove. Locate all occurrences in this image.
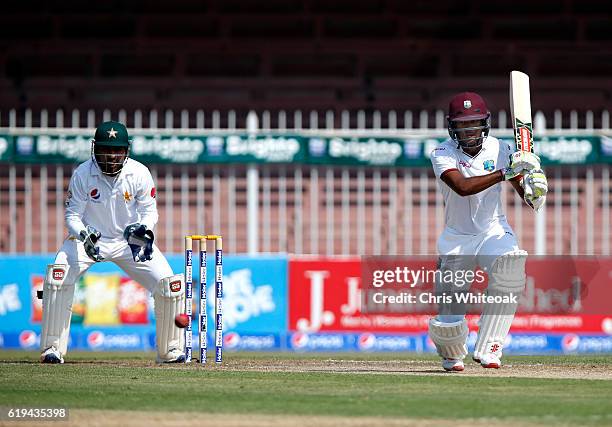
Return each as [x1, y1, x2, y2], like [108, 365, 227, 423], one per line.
[521, 168, 548, 199]
[525, 195, 546, 212]
[504, 151, 541, 180]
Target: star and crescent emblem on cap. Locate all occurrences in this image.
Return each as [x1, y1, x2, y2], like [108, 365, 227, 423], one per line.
[463, 100, 472, 109]
[107, 128, 118, 138]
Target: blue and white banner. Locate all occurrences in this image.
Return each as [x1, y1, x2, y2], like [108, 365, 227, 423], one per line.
[2, 255, 612, 354]
[191, 255, 287, 334]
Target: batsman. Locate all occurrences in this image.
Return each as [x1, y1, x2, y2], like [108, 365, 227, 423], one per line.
[39, 121, 186, 364]
[428, 92, 548, 371]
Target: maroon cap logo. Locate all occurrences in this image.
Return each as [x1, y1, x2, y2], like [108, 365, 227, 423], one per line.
[448, 92, 489, 121]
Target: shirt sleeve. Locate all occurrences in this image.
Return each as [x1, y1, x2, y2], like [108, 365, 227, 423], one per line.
[64, 172, 88, 239]
[135, 167, 159, 231]
[430, 145, 458, 178]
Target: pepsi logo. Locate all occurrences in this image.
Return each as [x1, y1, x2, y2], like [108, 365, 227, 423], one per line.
[291, 332, 309, 349]
[562, 334, 580, 352]
[357, 333, 376, 350]
[87, 331, 105, 349]
[52, 268, 64, 281]
[90, 188, 100, 200]
[150, 187, 156, 198]
[170, 281, 182, 292]
[224, 332, 240, 349]
[19, 330, 38, 348]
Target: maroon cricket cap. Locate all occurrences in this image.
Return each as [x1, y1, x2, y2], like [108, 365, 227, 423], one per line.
[448, 92, 489, 122]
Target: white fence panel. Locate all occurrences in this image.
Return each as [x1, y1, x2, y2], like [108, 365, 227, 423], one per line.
[0, 108, 609, 256]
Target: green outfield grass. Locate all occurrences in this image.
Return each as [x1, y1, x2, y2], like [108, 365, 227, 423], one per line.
[1, 351, 611, 426]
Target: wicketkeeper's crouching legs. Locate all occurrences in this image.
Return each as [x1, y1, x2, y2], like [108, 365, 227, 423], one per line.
[474, 250, 528, 368]
[154, 274, 186, 363]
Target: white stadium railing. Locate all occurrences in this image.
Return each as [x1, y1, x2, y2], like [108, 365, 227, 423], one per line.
[0, 108, 610, 256]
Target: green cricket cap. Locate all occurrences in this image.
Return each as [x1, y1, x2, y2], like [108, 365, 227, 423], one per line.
[93, 121, 130, 147]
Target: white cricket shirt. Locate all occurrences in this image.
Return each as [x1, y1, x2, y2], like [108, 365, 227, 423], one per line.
[64, 158, 158, 240]
[430, 136, 514, 235]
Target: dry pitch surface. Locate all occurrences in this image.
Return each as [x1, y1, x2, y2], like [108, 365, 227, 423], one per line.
[1, 352, 611, 427]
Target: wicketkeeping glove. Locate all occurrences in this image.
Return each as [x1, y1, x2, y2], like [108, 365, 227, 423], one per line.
[123, 223, 154, 262]
[503, 151, 541, 180]
[80, 225, 103, 262]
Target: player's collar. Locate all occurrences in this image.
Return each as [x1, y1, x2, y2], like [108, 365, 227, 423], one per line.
[457, 136, 492, 158]
[458, 145, 484, 159]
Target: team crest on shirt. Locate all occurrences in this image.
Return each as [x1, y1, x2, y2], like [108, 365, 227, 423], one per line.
[124, 191, 132, 202]
[483, 159, 495, 171]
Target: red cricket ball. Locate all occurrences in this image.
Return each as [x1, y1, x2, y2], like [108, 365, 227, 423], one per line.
[174, 314, 189, 328]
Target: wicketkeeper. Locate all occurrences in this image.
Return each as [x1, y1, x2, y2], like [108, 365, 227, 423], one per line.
[40, 121, 186, 364]
[428, 92, 548, 371]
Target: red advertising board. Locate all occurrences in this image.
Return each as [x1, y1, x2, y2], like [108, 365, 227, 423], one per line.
[289, 257, 431, 333]
[288, 257, 612, 334]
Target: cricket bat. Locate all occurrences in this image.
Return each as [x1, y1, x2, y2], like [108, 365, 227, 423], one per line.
[510, 70, 535, 198]
[509, 70, 533, 153]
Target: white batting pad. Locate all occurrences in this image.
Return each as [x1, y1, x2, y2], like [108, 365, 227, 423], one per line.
[474, 250, 528, 360]
[488, 250, 528, 293]
[40, 264, 74, 356]
[428, 317, 468, 360]
[154, 274, 186, 361]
